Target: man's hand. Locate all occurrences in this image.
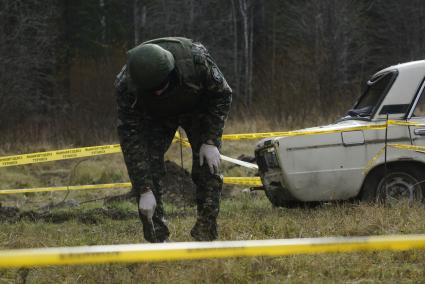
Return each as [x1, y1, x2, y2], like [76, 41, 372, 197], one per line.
[199, 143, 220, 174]
[138, 190, 157, 220]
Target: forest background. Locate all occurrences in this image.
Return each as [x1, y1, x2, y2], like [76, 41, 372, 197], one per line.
[1, 0, 425, 148]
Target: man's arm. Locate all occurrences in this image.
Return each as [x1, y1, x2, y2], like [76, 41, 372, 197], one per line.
[115, 65, 154, 194]
[193, 45, 233, 147]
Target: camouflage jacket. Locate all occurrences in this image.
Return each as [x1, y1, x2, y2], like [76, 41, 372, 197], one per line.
[114, 39, 232, 147]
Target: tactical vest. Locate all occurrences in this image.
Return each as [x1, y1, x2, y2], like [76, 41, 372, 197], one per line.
[136, 37, 204, 117]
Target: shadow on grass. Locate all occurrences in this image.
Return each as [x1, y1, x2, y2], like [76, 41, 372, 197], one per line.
[0, 205, 139, 224]
[0, 200, 197, 225]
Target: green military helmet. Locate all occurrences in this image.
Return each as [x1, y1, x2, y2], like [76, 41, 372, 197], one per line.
[127, 43, 175, 91]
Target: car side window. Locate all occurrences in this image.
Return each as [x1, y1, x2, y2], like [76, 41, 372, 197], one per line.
[413, 81, 425, 117]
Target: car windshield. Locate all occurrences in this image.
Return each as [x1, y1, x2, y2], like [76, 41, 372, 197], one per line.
[347, 72, 395, 118]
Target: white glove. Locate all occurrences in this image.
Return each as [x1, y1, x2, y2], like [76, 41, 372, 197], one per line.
[138, 190, 156, 220]
[199, 143, 221, 174]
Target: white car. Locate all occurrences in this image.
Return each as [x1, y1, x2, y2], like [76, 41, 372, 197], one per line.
[255, 60, 425, 206]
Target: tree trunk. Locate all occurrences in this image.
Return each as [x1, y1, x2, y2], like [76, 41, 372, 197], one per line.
[230, 0, 239, 97]
[248, 3, 254, 105]
[99, 0, 106, 43]
[133, 0, 146, 45]
[239, 0, 249, 106]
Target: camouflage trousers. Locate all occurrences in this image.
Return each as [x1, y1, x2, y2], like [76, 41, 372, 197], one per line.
[119, 113, 223, 242]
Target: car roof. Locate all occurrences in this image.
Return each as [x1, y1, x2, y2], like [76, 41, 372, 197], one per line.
[375, 60, 425, 76]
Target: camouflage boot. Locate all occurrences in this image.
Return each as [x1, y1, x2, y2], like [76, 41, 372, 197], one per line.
[190, 217, 218, 241]
[138, 212, 170, 243]
[190, 196, 220, 241]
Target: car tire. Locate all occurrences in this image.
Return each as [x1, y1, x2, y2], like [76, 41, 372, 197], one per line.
[361, 164, 425, 204]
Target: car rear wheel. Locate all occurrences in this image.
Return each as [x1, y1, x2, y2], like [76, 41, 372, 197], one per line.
[361, 165, 425, 204]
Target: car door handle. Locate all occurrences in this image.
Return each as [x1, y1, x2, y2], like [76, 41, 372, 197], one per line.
[414, 128, 425, 136]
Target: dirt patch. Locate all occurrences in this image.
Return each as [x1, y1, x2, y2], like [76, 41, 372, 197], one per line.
[160, 160, 244, 203]
[0, 160, 244, 223]
[104, 160, 197, 206]
[0, 206, 139, 224]
[0, 205, 20, 221]
[161, 161, 196, 205]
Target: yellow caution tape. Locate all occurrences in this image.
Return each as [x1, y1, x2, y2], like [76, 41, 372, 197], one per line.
[387, 120, 424, 126]
[0, 177, 262, 195]
[223, 177, 262, 186]
[389, 143, 425, 152]
[221, 120, 425, 141]
[364, 147, 386, 174]
[0, 141, 187, 169]
[172, 131, 191, 148]
[0, 183, 132, 195]
[169, 120, 425, 144]
[0, 120, 422, 168]
[0, 132, 191, 168]
[364, 143, 425, 174]
[1, 234, 425, 267]
[0, 145, 122, 168]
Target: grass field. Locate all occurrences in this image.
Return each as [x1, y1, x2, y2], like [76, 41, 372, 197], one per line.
[1, 194, 425, 283]
[1, 119, 425, 283]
